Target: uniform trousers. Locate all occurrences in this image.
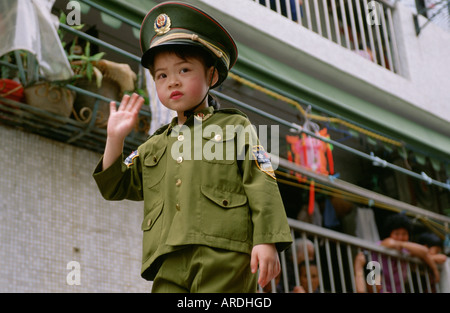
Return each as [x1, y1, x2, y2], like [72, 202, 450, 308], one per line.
[151, 245, 258, 293]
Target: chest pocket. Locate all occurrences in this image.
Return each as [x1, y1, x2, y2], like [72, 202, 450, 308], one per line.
[143, 145, 167, 188]
[202, 131, 236, 164]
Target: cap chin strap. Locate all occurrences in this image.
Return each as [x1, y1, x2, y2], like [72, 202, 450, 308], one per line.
[184, 63, 218, 118]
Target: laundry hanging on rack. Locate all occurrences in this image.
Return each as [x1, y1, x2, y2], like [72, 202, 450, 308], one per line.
[286, 123, 335, 216]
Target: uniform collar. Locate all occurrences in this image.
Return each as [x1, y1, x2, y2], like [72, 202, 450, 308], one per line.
[166, 106, 215, 135]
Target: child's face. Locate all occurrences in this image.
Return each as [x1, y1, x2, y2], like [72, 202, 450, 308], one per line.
[153, 51, 216, 115]
[299, 265, 319, 293]
[390, 228, 409, 242]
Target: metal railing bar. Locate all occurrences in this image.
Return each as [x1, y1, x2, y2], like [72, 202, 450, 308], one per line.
[66, 99, 100, 143]
[324, 238, 336, 292]
[387, 8, 401, 74]
[424, 266, 431, 292]
[331, 0, 341, 45]
[355, 0, 368, 53]
[373, 11, 386, 68]
[415, 264, 423, 293]
[79, 0, 142, 29]
[313, 0, 323, 36]
[346, 244, 356, 292]
[387, 256, 396, 292]
[294, 0, 303, 24]
[275, 0, 282, 15]
[336, 241, 347, 292]
[0, 96, 146, 149]
[285, 0, 292, 20]
[322, 0, 332, 40]
[374, 251, 383, 293]
[397, 259, 405, 293]
[339, 0, 351, 49]
[406, 262, 414, 293]
[313, 235, 325, 293]
[347, 0, 359, 50]
[290, 229, 301, 288]
[59, 23, 141, 63]
[363, 0, 378, 64]
[301, 232, 312, 292]
[380, 8, 394, 71]
[280, 250, 290, 292]
[304, 0, 313, 30]
[288, 218, 426, 262]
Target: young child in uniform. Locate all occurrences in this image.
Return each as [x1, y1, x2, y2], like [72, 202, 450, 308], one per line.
[93, 1, 292, 293]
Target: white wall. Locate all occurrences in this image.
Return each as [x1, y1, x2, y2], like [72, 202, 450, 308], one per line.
[0, 125, 151, 292]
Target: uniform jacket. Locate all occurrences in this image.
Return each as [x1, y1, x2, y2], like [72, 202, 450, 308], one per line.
[93, 106, 292, 280]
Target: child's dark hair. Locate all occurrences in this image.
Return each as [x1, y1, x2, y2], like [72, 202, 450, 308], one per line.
[298, 259, 317, 272]
[383, 213, 412, 238]
[148, 44, 220, 110]
[416, 232, 443, 248]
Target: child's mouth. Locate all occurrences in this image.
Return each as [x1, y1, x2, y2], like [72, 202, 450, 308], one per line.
[170, 91, 183, 100]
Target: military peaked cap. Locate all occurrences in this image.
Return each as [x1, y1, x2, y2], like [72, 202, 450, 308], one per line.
[140, 1, 238, 88]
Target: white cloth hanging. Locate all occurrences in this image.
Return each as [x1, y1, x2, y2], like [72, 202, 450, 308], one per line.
[145, 70, 176, 135]
[0, 0, 73, 81]
[355, 207, 380, 242]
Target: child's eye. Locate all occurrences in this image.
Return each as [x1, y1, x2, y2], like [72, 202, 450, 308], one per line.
[156, 73, 166, 80]
[180, 68, 190, 74]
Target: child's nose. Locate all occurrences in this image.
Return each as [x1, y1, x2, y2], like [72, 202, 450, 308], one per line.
[169, 76, 180, 88]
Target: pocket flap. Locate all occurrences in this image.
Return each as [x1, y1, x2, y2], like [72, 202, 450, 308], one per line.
[201, 185, 247, 208]
[144, 145, 167, 167]
[141, 199, 164, 231]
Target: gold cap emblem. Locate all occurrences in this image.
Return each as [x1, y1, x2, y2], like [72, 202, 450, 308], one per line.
[154, 13, 171, 36]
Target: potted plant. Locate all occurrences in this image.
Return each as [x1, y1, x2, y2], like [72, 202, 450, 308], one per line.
[0, 52, 25, 107]
[68, 40, 138, 128]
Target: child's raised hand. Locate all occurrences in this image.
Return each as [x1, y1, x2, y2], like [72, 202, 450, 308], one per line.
[250, 243, 280, 288]
[107, 93, 145, 141]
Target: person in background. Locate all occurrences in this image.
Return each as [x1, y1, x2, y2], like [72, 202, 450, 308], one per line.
[377, 213, 440, 292]
[354, 251, 383, 293]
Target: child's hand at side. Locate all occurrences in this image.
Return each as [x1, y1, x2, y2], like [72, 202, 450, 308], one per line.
[250, 243, 280, 288]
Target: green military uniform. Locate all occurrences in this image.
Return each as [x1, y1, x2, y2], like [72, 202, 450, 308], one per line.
[93, 106, 292, 278]
[93, 2, 292, 292]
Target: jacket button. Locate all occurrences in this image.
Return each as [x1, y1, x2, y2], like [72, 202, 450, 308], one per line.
[222, 199, 229, 206]
[175, 179, 182, 187]
[176, 203, 181, 211]
[214, 134, 222, 141]
[177, 134, 184, 141]
[176, 156, 183, 164]
[152, 156, 157, 163]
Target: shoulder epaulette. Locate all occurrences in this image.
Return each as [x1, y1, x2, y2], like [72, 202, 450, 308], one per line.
[216, 108, 248, 118]
[145, 123, 170, 141]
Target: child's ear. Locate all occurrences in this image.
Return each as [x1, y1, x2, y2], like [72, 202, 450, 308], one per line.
[208, 66, 219, 87]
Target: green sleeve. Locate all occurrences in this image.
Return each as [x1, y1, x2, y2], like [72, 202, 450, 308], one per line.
[237, 119, 293, 252]
[92, 153, 144, 201]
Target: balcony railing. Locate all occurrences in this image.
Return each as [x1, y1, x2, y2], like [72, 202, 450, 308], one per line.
[253, 0, 400, 73]
[269, 217, 444, 293]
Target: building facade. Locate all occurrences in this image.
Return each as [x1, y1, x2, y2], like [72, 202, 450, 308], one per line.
[0, 0, 449, 292]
